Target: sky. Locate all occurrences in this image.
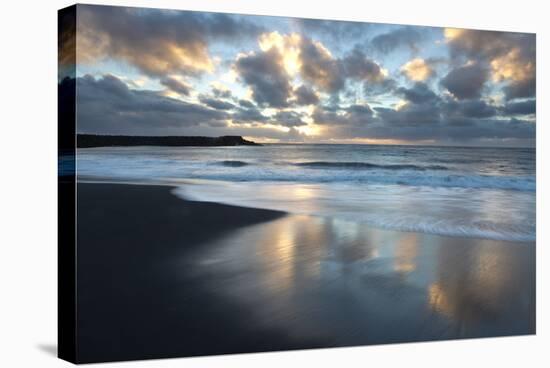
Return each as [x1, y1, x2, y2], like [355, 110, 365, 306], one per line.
[59, 4, 536, 146]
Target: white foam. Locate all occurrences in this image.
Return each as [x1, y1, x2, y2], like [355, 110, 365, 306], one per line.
[173, 180, 535, 242]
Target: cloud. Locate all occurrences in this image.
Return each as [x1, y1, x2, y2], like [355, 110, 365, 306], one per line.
[198, 95, 236, 110]
[312, 103, 373, 126]
[234, 48, 293, 108]
[375, 104, 441, 127]
[502, 99, 536, 115]
[342, 48, 386, 83]
[68, 72, 534, 146]
[293, 85, 319, 105]
[271, 111, 307, 127]
[73, 74, 308, 141]
[258, 32, 302, 76]
[69, 7, 535, 146]
[58, 9, 76, 79]
[292, 18, 372, 45]
[159, 77, 191, 96]
[232, 105, 269, 124]
[334, 117, 534, 145]
[319, 82, 534, 144]
[441, 63, 488, 100]
[503, 77, 536, 101]
[444, 99, 498, 118]
[370, 26, 426, 54]
[211, 85, 233, 99]
[314, 75, 533, 144]
[74, 74, 229, 134]
[238, 99, 257, 109]
[244, 32, 391, 100]
[329, 102, 533, 145]
[401, 58, 435, 81]
[397, 82, 439, 104]
[444, 28, 535, 101]
[299, 37, 345, 93]
[77, 5, 263, 78]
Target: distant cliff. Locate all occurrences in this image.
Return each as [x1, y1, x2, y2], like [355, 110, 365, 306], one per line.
[77, 134, 261, 148]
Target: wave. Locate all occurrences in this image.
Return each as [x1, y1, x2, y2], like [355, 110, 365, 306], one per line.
[216, 160, 250, 167]
[191, 172, 534, 192]
[295, 161, 449, 171]
[174, 182, 535, 242]
[77, 156, 534, 192]
[354, 216, 535, 242]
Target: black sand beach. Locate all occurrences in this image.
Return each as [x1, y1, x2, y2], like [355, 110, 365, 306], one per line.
[76, 183, 535, 363]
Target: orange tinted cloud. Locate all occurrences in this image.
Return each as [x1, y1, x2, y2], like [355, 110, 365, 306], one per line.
[401, 58, 434, 81]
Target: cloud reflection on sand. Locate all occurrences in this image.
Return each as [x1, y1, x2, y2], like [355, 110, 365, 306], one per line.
[179, 214, 534, 345]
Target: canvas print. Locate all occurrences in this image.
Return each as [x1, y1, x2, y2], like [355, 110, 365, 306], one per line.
[58, 4, 536, 364]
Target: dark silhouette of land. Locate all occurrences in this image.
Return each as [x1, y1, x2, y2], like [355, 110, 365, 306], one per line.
[77, 134, 261, 148]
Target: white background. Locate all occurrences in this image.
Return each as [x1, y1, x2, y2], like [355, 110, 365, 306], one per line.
[0, 0, 547, 366]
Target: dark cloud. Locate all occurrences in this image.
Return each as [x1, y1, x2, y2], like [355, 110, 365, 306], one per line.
[375, 104, 441, 127]
[234, 48, 292, 108]
[363, 78, 397, 96]
[292, 18, 372, 44]
[310, 73, 533, 144]
[335, 118, 534, 145]
[299, 37, 345, 93]
[159, 77, 191, 96]
[327, 104, 534, 145]
[198, 95, 236, 110]
[319, 87, 535, 144]
[370, 26, 426, 54]
[299, 45, 392, 97]
[444, 99, 497, 119]
[397, 82, 439, 104]
[211, 87, 233, 99]
[77, 5, 264, 78]
[232, 106, 268, 124]
[312, 106, 343, 125]
[75, 74, 228, 134]
[503, 77, 536, 101]
[271, 111, 307, 127]
[342, 48, 386, 82]
[73, 73, 308, 141]
[347, 104, 374, 117]
[446, 29, 535, 63]
[441, 63, 488, 100]
[340, 47, 396, 97]
[312, 103, 373, 126]
[293, 85, 319, 106]
[502, 99, 536, 115]
[238, 99, 256, 109]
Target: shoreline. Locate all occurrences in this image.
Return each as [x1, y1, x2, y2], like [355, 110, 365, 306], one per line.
[75, 182, 535, 363]
[77, 175, 536, 243]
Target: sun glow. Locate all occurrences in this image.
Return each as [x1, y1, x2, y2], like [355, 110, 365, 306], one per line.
[296, 123, 321, 136]
[259, 31, 302, 76]
[444, 28, 465, 40]
[401, 58, 432, 81]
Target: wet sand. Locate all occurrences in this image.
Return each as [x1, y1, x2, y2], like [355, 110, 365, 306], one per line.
[75, 183, 535, 363]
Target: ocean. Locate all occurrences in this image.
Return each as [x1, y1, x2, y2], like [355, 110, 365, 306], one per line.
[76, 144, 536, 242]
